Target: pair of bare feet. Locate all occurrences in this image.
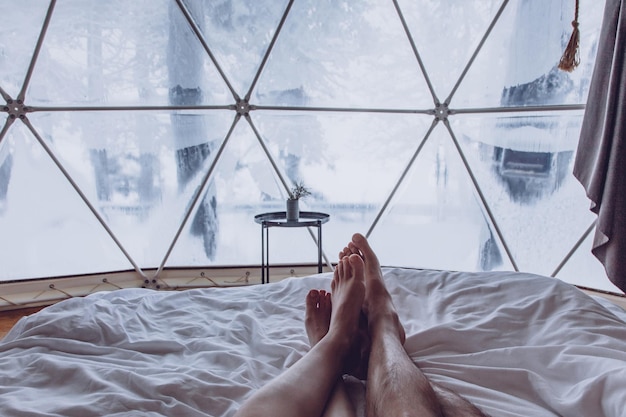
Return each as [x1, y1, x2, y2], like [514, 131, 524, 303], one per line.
[304, 233, 404, 379]
[235, 233, 488, 417]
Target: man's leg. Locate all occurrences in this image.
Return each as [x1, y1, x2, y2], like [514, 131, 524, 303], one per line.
[343, 233, 488, 417]
[306, 289, 357, 417]
[234, 255, 365, 417]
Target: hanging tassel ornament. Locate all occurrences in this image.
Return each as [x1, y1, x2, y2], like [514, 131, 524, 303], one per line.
[558, 0, 580, 72]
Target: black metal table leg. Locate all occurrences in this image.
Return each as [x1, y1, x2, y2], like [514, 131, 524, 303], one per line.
[254, 212, 330, 284]
[317, 220, 323, 273]
[261, 223, 266, 284]
[265, 225, 270, 283]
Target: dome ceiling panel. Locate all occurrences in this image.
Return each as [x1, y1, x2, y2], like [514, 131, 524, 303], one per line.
[27, 110, 234, 269]
[555, 231, 621, 293]
[396, 0, 505, 103]
[0, 0, 612, 292]
[251, 111, 435, 257]
[26, 0, 232, 107]
[186, 0, 291, 99]
[0, 122, 134, 280]
[167, 116, 291, 267]
[255, 0, 432, 109]
[451, 113, 597, 276]
[0, 118, 14, 216]
[453, 0, 605, 109]
[0, 1, 50, 99]
[369, 123, 513, 272]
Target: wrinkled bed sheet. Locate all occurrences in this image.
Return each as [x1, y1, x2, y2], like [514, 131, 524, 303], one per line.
[1, 268, 626, 417]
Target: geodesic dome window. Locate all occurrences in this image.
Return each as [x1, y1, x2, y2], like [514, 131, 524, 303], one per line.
[0, 0, 616, 293]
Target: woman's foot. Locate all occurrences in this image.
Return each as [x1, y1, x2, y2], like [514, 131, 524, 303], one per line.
[305, 288, 370, 379]
[305, 289, 332, 345]
[345, 233, 405, 344]
[304, 293, 360, 417]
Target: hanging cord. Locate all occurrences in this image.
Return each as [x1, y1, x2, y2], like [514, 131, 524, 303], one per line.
[558, 0, 580, 72]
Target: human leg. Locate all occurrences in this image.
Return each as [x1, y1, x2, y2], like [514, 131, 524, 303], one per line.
[305, 289, 357, 417]
[233, 255, 365, 417]
[430, 382, 490, 417]
[354, 234, 440, 417]
[346, 233, 488, 417]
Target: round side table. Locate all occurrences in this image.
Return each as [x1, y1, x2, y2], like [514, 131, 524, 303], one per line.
[254, 211, 330, 284]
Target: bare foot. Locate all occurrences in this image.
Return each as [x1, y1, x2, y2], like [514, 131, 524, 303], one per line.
[305, 288, 370, 379]
[305, 289, 331, 345]
[327, 254, 366, 352]
[339, 242, 360, 260]
[348, 233, 405, 344]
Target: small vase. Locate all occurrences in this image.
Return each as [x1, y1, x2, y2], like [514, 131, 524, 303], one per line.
[286, 199, 299, 221]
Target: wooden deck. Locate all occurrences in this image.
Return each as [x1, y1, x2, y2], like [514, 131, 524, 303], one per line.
[0, 307, 44, 340]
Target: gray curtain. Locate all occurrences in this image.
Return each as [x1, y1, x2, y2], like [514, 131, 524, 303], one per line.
[573, 0, 626, 292]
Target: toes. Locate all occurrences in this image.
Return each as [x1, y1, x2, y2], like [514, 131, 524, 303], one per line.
[319, 290, 331, 313]
[338, 256, 352, 280]
[347, 242, 362, 257]
[352, 233, 366, 243]
[340, 240, 363, 263]
[352, 233, 371, 254]
[348, 253, 364, 276]
[339, 246, 354, 260]
[306, 289, 320, 309]
[332, 258, 348, 292]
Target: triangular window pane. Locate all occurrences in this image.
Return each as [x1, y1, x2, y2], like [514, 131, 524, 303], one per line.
[0, 1, 49, 98]
[453, 0, 604, 109]
[256, 0, 432, 109]
[0, 122, 133, 280]
[452, 112, 596, 276]
[27, 0, 231, 107]
[370, 124, 512, 272]
[396, 0, 504, 101]
[254, 111, 435, 257]
[168, 119, 287, 266]
[188, 0, 291, 97]
[555, 230, 620, 293]
[28, 110, 233, 268]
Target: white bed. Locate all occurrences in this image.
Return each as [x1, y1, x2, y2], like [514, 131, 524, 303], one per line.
[1, 268, 625, 417]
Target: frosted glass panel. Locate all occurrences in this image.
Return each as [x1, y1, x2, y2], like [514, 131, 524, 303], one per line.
[0, 123, 132, 279]
[169, 119, 286, 266]
[256, 0, 432, 109]
[254, 112, 433, 202]
[189, 0, 290, 97]
[0, 0, 614, 292]
[396, 0, 504, 101]
[0, 118, 14, 216]
[252, 111, 435, 257]
[0, 1, 49, 98]
[453, 112, 596, 275]
[26, 0, 231, 107]
[28, 110, 232, 267]
[454, 0, 604, 108]
[370, 125, 511, 272]
[556, 232, 621, 293]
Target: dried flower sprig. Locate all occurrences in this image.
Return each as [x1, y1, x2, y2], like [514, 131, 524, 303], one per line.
[289, 181, 311, 200]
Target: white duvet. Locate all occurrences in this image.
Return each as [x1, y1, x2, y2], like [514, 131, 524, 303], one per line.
[1, 268, 625, 417]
